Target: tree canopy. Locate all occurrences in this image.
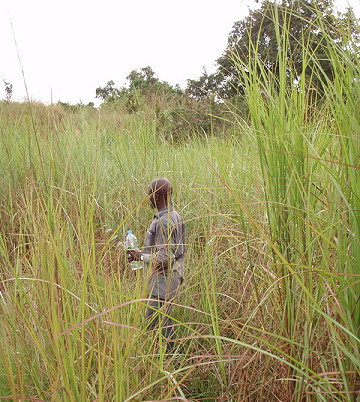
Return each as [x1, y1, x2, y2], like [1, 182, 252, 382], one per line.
[186, 0, 360, 100]
[95, 66, 182, 109]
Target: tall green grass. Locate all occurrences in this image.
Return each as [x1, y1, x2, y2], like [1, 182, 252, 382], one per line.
[227, 3, 360, 398]
[0, 7, 359, 401]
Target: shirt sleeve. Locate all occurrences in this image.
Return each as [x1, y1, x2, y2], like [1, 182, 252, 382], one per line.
[142, 253, 151, 264]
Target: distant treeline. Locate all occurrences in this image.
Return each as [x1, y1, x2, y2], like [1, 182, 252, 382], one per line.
[3, 0, 359, 142]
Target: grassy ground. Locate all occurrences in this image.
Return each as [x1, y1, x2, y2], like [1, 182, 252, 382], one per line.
[0, 12, 359, 402]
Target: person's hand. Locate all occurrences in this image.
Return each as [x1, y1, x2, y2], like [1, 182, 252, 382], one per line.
[127, 249, 142, 262]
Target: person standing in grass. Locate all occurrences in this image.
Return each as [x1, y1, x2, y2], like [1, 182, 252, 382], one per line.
[127, 178, 185, 349]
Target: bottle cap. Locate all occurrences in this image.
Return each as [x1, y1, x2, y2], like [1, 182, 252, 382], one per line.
[127, 230, 132, 234]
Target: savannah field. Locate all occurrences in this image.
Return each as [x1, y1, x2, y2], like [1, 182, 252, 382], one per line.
[0, 7, 359, 402]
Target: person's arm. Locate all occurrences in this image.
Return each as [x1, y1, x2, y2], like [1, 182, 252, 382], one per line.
[127, 249, 151, 263]
[127, 249, 142, 261]
[127, 217, 174, 268]
[127, 247, 165, 268]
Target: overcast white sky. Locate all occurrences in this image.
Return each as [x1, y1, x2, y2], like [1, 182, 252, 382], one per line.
[1, 0, 359, 105]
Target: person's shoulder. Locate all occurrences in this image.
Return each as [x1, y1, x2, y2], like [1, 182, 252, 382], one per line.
[171, 209, 184, 225]
[158, 209, 180, 224]
[157, 211, 169, 225]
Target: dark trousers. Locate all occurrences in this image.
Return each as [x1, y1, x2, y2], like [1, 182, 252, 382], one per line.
[146, 298, 175, 340]
[146, 270, 183, 348]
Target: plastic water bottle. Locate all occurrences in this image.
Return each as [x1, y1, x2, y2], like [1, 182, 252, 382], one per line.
[125, 230, 143, 270]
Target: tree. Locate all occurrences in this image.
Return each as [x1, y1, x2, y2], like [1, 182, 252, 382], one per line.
[95, 80, 122, 103]
[187, 0, 360, 99]
[3, 80, 13, 102]
[126, 66, 158, 91]
[186, 69, 222, 100]
[95, 67, 182, 107]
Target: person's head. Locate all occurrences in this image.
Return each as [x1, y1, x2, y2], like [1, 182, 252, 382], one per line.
[148, 177, 173, 209]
